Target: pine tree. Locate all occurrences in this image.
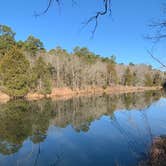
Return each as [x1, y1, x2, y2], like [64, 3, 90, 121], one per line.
[0, 25, 16, 56]
[0, 46, 30, 97]
[24, 35, 44, 56]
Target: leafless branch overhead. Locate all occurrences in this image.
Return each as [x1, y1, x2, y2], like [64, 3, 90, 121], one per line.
[35, 0, 112, 35]
[84, 0, 112, 37]
[147, 49, 166, 68]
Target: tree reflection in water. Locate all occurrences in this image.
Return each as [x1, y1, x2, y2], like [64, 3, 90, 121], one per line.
[0, 90, 164, 164]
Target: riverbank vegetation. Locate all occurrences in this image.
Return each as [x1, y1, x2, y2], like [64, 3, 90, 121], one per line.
[0, 25, 165, 98]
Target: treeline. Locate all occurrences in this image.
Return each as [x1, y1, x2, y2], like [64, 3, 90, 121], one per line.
[0, 25, 165, 97]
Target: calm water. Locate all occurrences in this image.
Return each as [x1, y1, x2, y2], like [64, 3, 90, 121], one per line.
[0, 91, 166, 166]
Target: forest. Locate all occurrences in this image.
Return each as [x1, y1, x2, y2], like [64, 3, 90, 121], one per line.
[0, 24, 165, 98]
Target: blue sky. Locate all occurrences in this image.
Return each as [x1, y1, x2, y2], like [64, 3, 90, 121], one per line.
[0, 0, 165, 68]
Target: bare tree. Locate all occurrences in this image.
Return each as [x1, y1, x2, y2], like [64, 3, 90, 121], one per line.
[35, 1, 166, 70]
[146, 4, 166, 69]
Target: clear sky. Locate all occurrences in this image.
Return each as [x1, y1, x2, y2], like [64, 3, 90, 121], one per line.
[0, 0, 165, 69]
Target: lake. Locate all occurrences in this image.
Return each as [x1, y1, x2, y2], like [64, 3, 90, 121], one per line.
[0, 91, 166, 166]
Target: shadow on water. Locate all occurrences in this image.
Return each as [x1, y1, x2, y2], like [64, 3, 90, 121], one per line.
[0, 90, 165, 165]
[163, 82, 166, 91]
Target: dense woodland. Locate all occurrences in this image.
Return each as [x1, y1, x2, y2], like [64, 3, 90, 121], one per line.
[0, 25, 165, 98]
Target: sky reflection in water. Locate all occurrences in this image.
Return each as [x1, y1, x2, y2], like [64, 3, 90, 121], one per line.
[0, 91, 166, 166]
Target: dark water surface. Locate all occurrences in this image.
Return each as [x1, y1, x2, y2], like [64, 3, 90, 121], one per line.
[0, 91, 166, 166]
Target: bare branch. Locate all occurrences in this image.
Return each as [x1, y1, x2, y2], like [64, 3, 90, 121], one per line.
[84, 0, 112, 37]
[147, 4, 166, 42]
[35, 0, 112, 36]
[34, 0, 61, 17]
[147, 49, 166, 68]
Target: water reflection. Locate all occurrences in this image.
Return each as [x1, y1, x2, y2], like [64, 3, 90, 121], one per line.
[0, 91, 165, 166]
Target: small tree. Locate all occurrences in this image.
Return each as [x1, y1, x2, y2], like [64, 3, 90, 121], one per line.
[106, 55, 118, 85]
[32, 57, 52, 94]
[123, 67, 133, 86]
[144, 73, 153, 86]
[132, 71, 138, 86]
[0, 46, 30, 98]
[153, 72, 162, 86]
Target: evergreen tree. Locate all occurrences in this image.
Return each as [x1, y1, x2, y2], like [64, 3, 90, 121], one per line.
[0, 25, 16, 56]
[32, 57, 52, 94]
[73, 46, 98, 64]
[0, 46, 30, 97]
[24, 35, 44, 56]
[123, 67, 133, 86]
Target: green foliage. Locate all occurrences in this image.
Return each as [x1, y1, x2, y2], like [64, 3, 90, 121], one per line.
[0, 99, 53, 154]
[32, 57, 52, 94]
[73, 46, 99, 64]
[0, 25, 15, 38]
[48, 49, 56, 55]
[24, 35, 44, 55]
[123, 94, 133, 109]
[51, 46, 69, 57]
[17, 40, 25, 49]
[0, 46, 30, 97]
[123, 67, 133, 86]
[129, 62, 135, 66]
[0, 25, 16, 56]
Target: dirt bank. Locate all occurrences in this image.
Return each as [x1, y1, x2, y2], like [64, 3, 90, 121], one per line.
[0, 86, 161, 102]
[0, 91, 10, 103]
[26, 86, 162, 101]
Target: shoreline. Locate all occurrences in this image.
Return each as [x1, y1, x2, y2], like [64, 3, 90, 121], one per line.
[27, 86, 162, 101]
[0, 86, 162, 103]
